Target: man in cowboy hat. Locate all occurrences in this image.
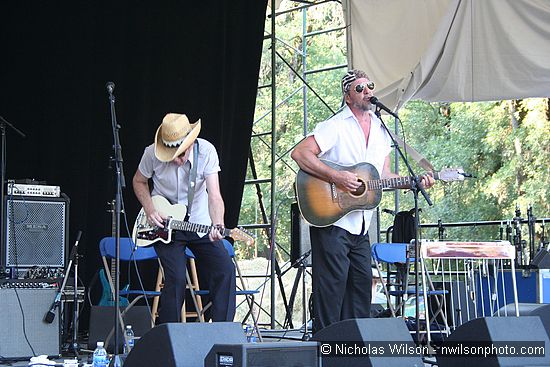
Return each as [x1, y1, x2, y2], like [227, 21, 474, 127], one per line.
[133, 113, 236, 323]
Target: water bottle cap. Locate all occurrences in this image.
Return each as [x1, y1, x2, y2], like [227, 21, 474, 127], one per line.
[97, 341, 104, 347]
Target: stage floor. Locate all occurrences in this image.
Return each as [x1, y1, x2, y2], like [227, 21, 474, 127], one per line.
[0, 329, 437, 367]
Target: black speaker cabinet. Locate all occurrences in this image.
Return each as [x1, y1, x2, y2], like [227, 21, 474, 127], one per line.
[290, 202, 311, 268]
[124, 322, 246, 367]
[4, 195, 69, 268]
[88, 305, 153, 353]
[0, 288, 60, 360]
[205, 342, 320, 367]
[313, 318, 424, 367]
[437, 316, 550, 367]
[496, 303, 550, 338]
[530, 249, 550, 268]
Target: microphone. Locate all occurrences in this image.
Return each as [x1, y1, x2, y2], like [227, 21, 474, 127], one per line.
[106, 82, 115, 94]
[369, 96, 399, 120]
[44, 298, 59, 323]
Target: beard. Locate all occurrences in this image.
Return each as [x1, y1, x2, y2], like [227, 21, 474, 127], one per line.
[351, 97, 372, 112]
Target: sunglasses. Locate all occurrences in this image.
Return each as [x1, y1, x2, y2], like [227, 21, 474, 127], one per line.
[355, 81, 375, 93]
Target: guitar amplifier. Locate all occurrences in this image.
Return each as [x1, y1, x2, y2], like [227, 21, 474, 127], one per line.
[0, 288, 60, 360]
[4, 195, 69, 268]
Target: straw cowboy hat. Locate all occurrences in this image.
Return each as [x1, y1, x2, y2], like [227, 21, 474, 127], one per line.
[154, 113, 201, 162]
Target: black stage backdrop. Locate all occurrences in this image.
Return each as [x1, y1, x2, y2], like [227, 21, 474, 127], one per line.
[0, 0, 267, 328]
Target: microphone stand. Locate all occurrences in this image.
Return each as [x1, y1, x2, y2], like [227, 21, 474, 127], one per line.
[107, 82, 126, 367]
[43, 231, 82, 357]
[71, 232, 81, 357]
[0, 116, 26, 268]
[373, 107, 432, 345]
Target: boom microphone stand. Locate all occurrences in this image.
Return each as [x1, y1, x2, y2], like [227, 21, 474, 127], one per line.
[106, 82, 126, 367]
[44, 231, 82, 356]
[372, 101, 433, 344]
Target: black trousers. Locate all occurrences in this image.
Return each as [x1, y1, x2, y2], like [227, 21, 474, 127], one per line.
[310, 225, 372, 333]
[153, 231, 236, 323]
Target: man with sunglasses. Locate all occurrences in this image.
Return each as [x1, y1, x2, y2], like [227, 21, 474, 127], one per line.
[291, 69, 434, 333]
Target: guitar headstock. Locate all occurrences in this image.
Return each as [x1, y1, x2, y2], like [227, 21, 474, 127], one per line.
[228, 227, 256, 246]
[436, 167, 467, 182]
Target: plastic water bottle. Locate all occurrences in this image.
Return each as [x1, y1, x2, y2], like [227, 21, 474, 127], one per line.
[124, 325, 135, 355]
[244, 323, 257, 343]
[92, 341, 109, 367]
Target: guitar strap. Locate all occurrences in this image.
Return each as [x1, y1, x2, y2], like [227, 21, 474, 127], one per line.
[185, 140, 199, 222]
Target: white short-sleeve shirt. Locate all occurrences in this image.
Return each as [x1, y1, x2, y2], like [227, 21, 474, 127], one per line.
[311, 106, 392, 234]
[137, 138, 220, 228]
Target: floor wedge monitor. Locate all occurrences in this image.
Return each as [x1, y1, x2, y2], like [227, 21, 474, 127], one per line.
[312, 318, 424, 367]
[124, 322, 246, 367]
[437, 316, 550, 367]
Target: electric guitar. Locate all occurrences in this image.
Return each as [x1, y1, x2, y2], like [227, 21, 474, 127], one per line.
[98, 200, 129, 306]
[132, 195, 255, 247]
[295, 160, 466, 227]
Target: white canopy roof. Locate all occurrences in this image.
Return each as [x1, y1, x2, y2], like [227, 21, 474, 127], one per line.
[343, 0, 550, 110]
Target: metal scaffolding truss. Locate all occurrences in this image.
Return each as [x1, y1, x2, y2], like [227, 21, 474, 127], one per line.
[239, 0, 348, 329]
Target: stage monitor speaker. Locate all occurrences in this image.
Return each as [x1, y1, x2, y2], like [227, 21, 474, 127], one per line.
[496, 303, 550, 338]
[205, 341, 319, 367]
[531, 249, 550, 268]
[290, 202, 311, 268]
[312, 318, 424, 367]
[437, 316, 550, 367]
[4, 195, 69, 268]
[124, 322, 246, 367]
[88, 305, 153, 353]
[0, 288, 60, 360]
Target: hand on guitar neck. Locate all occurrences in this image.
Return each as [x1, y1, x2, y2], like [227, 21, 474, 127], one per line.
[209, 224, 226, 242]
[382, 171, 435, 190]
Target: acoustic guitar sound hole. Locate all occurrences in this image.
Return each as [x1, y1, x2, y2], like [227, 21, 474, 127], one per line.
[350, 179, 366, 197]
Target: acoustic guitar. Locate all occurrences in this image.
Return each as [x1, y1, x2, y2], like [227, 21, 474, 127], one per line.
[132, 195, 255, 247]
[295, 160, 466, 227]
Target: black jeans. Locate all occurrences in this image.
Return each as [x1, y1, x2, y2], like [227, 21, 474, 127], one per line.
[154, 231, 236, 323]
[310, 225, 372, 333]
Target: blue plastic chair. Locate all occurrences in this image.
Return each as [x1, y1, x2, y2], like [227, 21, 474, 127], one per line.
[372, 242, 447, 318]
[221, 239, 262, 341]
[99, 237, 162, 346]
[99, 237, 162, 309]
